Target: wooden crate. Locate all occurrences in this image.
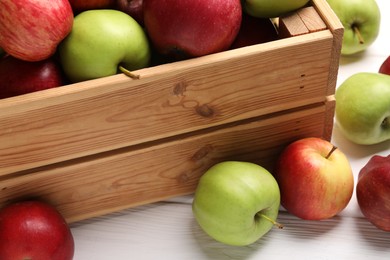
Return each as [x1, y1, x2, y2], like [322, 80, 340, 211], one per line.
[0, 0, 343, 223]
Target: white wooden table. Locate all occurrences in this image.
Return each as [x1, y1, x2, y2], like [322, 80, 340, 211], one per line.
[71, 1, 390, 259]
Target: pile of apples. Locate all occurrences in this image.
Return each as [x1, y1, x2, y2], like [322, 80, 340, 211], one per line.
[0, 0, 313, 99]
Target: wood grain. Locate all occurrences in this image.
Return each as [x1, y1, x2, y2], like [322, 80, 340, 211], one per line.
[0, 101, 332, 223]
[0, 31, 334, 176]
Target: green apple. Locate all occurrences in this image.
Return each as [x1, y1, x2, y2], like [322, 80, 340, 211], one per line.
[242, 0, 310, 18]
[327, 0, 380, 55]
[192, 161, 282, 246]
[59, 9, 150, 83]
[335, 72, 390, 145]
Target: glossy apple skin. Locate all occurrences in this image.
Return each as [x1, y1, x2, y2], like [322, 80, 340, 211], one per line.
[0, 201, 74, 260]
[327, 0, 380, 55]
[242, 0, 310, 18]
[335, 73, 390, 145]
[379, 56, 390, 75]
[230, 14, 278, 49]
[143, 0, 242, 60]
[59, 9, 151, 83]
[115, 0, 144, 26]
[68, 0, 115, 13]
[0, 55, 66, 99]
[357, 155, 390, 231]
[0, 0, 73, 62]
[192, 161, 280, 246]
[274, 137, 354, 220]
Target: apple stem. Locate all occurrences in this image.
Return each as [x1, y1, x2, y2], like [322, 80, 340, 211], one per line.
[326, 146, 338, 159]
[119, 66, 140, 79]
[259, 214, 284, 229]
[352, 25, 364, 44]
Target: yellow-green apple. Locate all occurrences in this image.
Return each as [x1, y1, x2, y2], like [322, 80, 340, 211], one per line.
[274, 137, 354, 220]
[143, 0, 242, 60]
[59, 9, 151, 83]
[68, 0, 115, 13]
[0, 0, 73, 62]
[379, 56, 390, 75]
[327, 0, 380, 55]
[356, 154, 390, 231]
[0, 55, 66, 99]
[242, 0, 310, 18]
[335, 72, 390, 145]
[230, 14, 278, 49]
[0, 200, 74, 260]
[115, 0, 144, 26]
[192, 161, 282, 246]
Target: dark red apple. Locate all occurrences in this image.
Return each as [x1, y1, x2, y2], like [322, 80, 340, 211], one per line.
[68, 0, 115, 13]
[230, 14, 278, 49]
[115, 0, 144, 26]
[0, 0, 73, 61]
[379, 56, 390, 75]
[143, 0, 242, 61]
[356, 154, 390, 231]
[0, 200, 74, 260]
[0, 55, 66, 99]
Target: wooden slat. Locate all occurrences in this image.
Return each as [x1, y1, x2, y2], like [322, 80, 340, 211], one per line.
[0, 101, 332, 223]
[0, 30, 334, 176]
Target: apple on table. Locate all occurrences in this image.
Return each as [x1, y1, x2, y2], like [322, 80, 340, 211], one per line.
[356, 154, 390, 231]
[335, 72, 390, 145]
[379, 56, 390, 75]
[192, 161, 282, 246]
[0, 0, 73, 62]
[326, 0, 381, 55]
[0, 200, 74, 260]
[274, 137, 354, 220]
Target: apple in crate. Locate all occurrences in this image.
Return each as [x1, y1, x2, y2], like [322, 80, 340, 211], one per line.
[242, 0, 310, 18]
[192, 161, 282, 246]
[68, 0, 115, 13]
[274, 137, 354, 220]
[327, 0, 380, 55]
[357, 154, 390, 231]
[379, 56, 390, 75]
[59, 9, 151, 83]
[0, 200, 74, 260]
[115, 0, 144, 26]
[335, 73, 390, 145]
[0, 0, 73, 62]
[143, 0, 242, 60]
[0, 56, 66, 99]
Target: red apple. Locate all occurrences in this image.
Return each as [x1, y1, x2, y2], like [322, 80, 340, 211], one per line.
[0, 200, 74, 260]
[0, 0, 73, 62]
[274, 137, 354, 220]
[115, 0, 144, 26]
[143, 0, 242, 60]
[68, 0, 115, 13]
[356, 154, 390, 231]
[230, 14, 278, 49]
[0, 55, 66, 99]
[379, 56, 390, 75]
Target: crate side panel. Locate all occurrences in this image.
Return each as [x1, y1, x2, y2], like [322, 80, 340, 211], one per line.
[0, 103, 330, 223]
[0, 32, 334, 176]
